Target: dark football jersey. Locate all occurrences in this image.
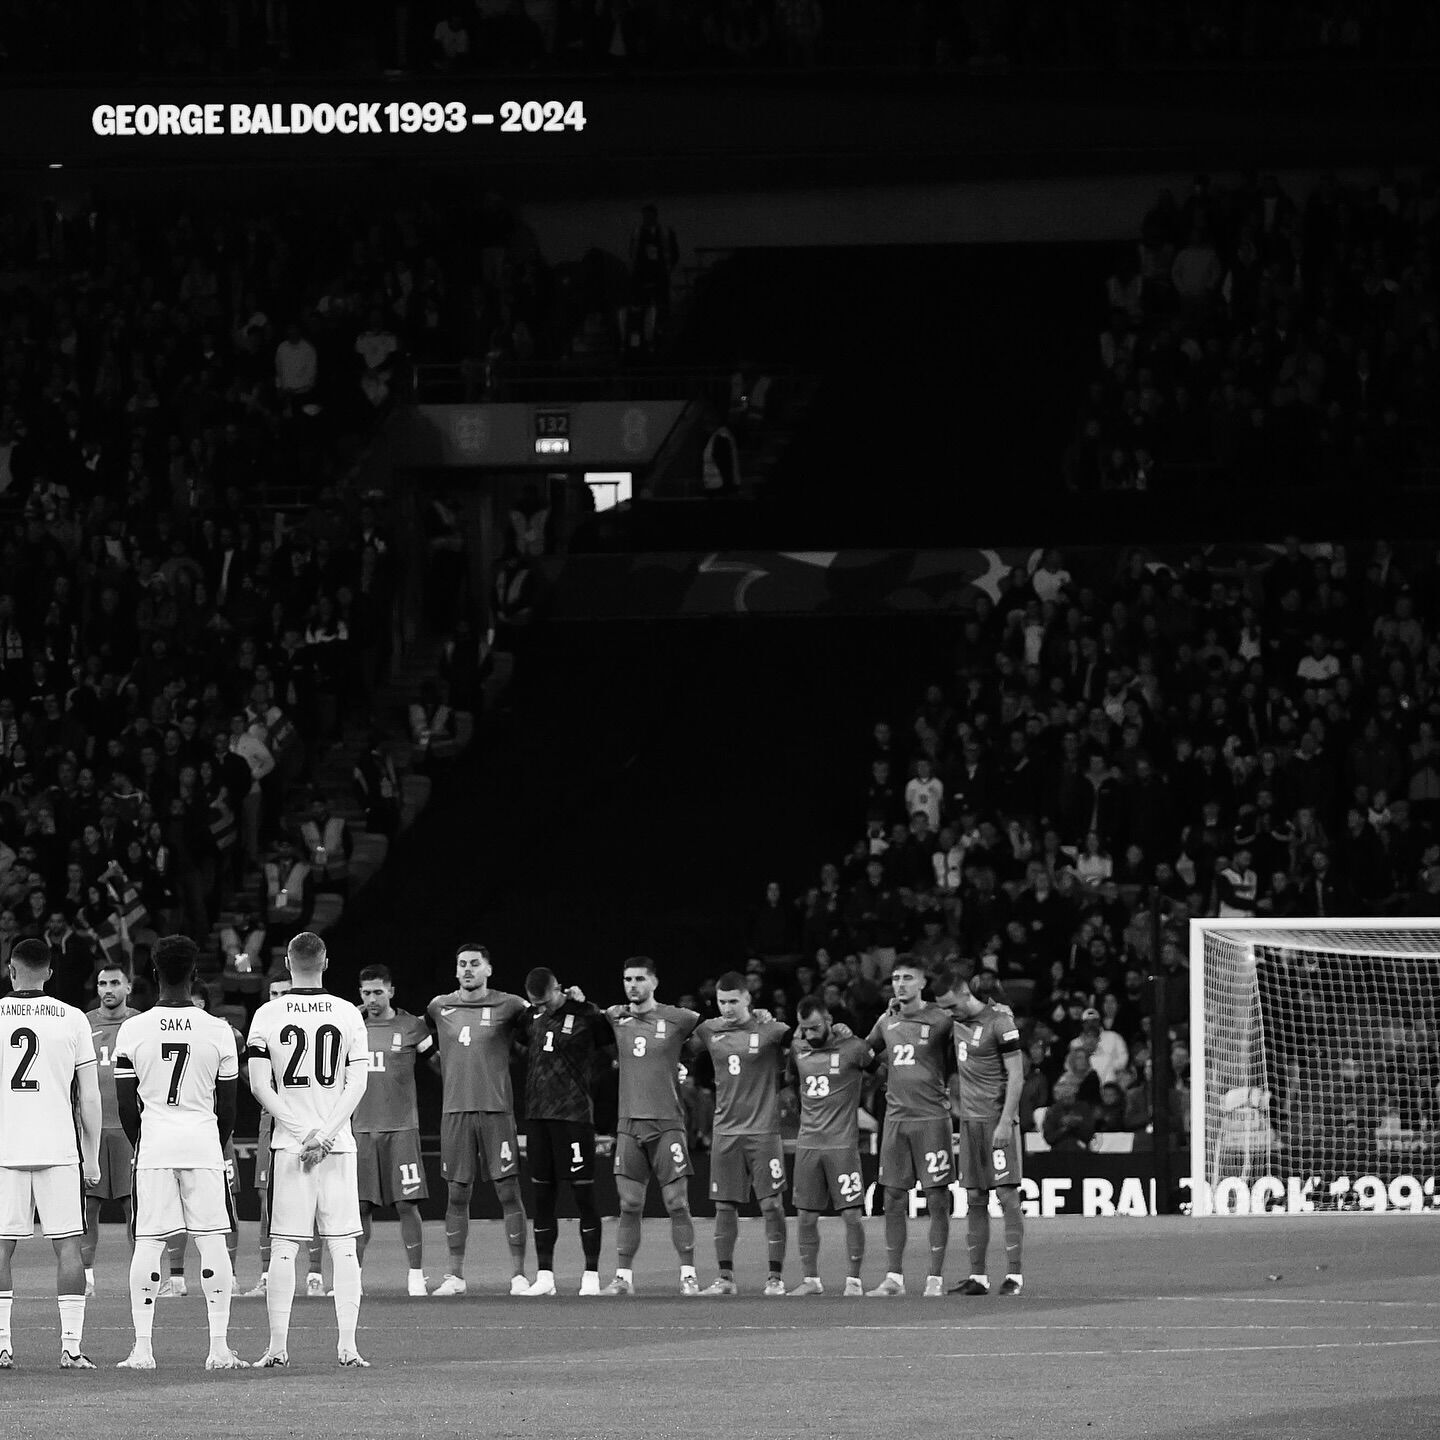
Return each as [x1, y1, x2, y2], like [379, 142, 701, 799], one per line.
[90, 1006, 137, 1130]
[609, 1004, 700, 1125]
[355, 1010, 432, 1133]
[791, 1034, 870, 1148]
[867, 1005, 953, 1122]
[426, 989, 528, 1114]
[698, 1016, 791, 1137]
[953, 1003, 1022, 1120]
[525, 998, 610, 1124]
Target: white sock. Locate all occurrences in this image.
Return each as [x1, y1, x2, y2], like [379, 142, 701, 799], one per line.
[615, 1267, 633, 1283]
[806, 1276, 820, 1284]
[130, 1239, 166, 1346]
[307, 1270, 324, 1286]
[1005, 1272, 1023, 1284]
[887, 1271, 904, 1284]
[58, 1294, 86, 1352]
[680, 1264, 696, 1280]
[408, 1267, 425, 1279]
[328, 1238, 361, 1352]
[84, 1267, 95, 1286]
[197, 1233, 235, 1345]
[971, 1273, 990, 1285]
[0, 1290, 13, 1348]
[266, 1240, 299, 1353]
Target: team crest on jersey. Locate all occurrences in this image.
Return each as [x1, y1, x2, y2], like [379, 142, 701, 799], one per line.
[973, 1026, 983, 1041]
[830, 1052, 840, 1070]
[481, 1007, 492, 1025]
[656, 1019, 667, 1036]
[563, 1014, 575, 1034]
[749, 1033, 759, 1051]
[920, 1025, 930, 1040]
[391, 1033, 403, 1050]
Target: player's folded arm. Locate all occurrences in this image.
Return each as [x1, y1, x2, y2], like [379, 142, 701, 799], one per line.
[115, 1054, 143, 1147]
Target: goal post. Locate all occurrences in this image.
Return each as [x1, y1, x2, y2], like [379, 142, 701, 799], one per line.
[1189, 918, 1440, 1217]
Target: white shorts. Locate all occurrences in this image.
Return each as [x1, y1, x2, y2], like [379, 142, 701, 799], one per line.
[270, 1149, 362, 1242]
[0, 1164, 84, 1240]
[134, 1168, 233, 1239]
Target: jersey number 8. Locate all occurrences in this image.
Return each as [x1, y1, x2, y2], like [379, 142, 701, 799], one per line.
[726, 1054, 741, 1075]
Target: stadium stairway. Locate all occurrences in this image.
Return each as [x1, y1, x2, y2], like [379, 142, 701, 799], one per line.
[205, 637, 464, 981]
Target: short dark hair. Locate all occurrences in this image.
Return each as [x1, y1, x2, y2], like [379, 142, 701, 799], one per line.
[189, 981, 210, 1008]
[96, 958, 132, 980]
[358, 965, 393, 986]
[454, 941, 489, 962]
[152, 934, 199, 987]
[624, 956, 657, 978]
[967, 970, 1006, 1006]
[796, 995, 829, 1022]
[10, 937, 51, 971]
[525, 967, 557, 1000]
[890, 955, 926, 978]
[288, 931, 326, 966]
[715, 970, 747, 995]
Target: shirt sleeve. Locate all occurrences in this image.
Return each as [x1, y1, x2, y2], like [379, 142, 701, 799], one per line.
[676, 1007, 703, 1040]
[865, 1018, 884, 1052]
[995, 1015, 1022, 1054]
[112, 1018, 135, 1079]
[245, 1006, 269, 1062]
[217, 1023, 240, 1081]
[73, 1011, 97, 1069]
[347, 1009, 371, 1067]
[411, 1017, 434, 1054]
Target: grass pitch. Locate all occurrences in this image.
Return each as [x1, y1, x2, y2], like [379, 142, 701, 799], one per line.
[2, 1216, 1436, 1439]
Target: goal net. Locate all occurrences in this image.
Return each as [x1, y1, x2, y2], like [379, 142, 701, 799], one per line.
[1190, 919, 1440, 1216]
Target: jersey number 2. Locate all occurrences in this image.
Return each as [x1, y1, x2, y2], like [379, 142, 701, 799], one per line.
[8, 1028, 38, 1091]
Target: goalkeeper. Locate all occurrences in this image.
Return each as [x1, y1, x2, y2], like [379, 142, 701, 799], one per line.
[245, 932, 372, 1368]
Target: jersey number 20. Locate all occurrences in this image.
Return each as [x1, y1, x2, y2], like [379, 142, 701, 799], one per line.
[280, 1023, 342, 1088]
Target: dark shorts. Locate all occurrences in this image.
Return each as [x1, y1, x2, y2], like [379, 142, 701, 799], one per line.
[955, 1117, 1023, 1190]
[440, 1111, 520, 1185]
[792, 1145, 865, 1213]
[87, 1129, 134, 1201]
[357, 1130, 430, 1207]
[614, 1119, 691, 1188]
[709, 1132, 786, 1205]
[527, 1119, 597, 1187]
[878, 1117, 954, 1191]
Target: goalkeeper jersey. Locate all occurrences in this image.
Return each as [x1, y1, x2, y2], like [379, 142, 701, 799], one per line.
[246, 988, 369, 1153]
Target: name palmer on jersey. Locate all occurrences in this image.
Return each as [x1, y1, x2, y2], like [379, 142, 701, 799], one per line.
[246, 989, 369, 1153]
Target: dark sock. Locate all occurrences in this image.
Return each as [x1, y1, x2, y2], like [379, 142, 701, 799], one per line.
[532, 1182, 558, 1271]
[967, 1197, 991, 1274]
[1000, 1190, 1024, 1274]
[884, 1196, 907, 1274]
[926, 1193, 949, 1277]
[764, 1206, 787, 1276]
[617, 1210, 642, 1267]
[843, 1211, 866, 1278]
[576, 1186, 602, 1270]
[714, 1205, 738, 1275]
[668, 1208, 695, 1266]
[798, 1213, 820, 1275]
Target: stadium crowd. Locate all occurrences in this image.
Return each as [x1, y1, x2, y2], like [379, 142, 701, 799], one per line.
[1070, 167, 1440, 495]
[741, 538, 1440, 1150]
[0, 184, 438, 1017]
[2, 0, 1436, 73]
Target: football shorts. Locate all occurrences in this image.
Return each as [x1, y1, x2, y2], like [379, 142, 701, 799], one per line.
[878, 1117, 954, 1190]
[0, 1164, 83, 1240]
[709, 1132, 787, 1205]
[792, 1146, 865, 1213]
[87, 1129, 135, 1201]
[614, 1120, 691, 1187]
[356, 1129, 429, 1207]
[526, 1119, 597, 1187]
[440, 1112, 520, 1185]
[133, 1167, 234, 1239]
[269, 1149, 362, 1242]
[955, 1117, 1023, 1190]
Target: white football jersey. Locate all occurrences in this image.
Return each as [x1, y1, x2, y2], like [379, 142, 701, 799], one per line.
[246, 989, 368, 1154]
[114, 1006, 240, 1168]
[0, 991, 96, 1166]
